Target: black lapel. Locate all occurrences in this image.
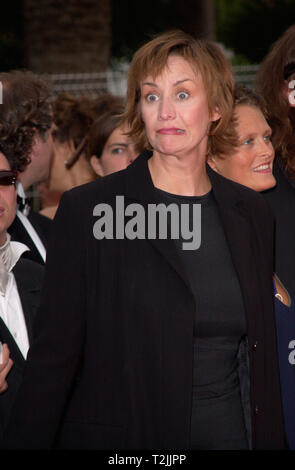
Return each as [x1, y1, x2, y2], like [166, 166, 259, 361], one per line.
[12, 260, 43, 344]
[8, 214, 45, 265]
[0, 317, 25, 365]
[125, 152, 264, 321]
[207, 165, 263, 327]
[125, 151, 193, 294]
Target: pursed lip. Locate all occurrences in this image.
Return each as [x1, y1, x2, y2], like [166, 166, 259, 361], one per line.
[156, 128, 185, 135]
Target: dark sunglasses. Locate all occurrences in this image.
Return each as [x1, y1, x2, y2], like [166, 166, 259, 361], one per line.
[0, 170, 18, 186]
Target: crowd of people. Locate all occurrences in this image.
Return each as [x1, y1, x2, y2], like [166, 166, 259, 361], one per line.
[0, 25, 294, 450]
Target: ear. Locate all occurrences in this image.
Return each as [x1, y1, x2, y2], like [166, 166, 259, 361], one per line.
[207, 155, 219, 173]
[90, 155, 104, 177]
[31, 132, 41, 159]
[211, 106, 221, 123]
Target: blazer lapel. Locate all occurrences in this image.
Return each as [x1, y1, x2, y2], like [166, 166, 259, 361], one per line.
[125, 151, 193, 295]
[12, 262, 41, 345]
[208, 166, 263, 329]
[0, 317, 25, 365]
[125, 152, 264, 322]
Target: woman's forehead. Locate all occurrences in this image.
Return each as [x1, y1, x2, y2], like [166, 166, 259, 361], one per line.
[139, 56, 201, 85]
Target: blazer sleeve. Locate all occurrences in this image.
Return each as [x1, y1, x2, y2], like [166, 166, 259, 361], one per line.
[2, 190, 87, 449]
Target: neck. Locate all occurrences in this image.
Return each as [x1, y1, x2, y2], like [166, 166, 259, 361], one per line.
[148, 150, 211, 196]
[18, 172, 32, 192]
[0, 232, 8, 248]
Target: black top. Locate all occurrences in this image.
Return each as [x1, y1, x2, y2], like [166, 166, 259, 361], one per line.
[155, 187, 248, 449]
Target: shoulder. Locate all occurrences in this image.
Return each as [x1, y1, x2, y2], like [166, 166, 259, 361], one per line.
[28, 210, 53, 228]
[208, 164, 273, 217]
[62, 168, 127, 207]
[13, 257, 44, 289]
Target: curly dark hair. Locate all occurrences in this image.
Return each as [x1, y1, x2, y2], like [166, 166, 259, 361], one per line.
[0, 70, 53, 172]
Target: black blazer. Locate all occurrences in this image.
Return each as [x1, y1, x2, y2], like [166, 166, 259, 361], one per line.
[262, 159, 295, 299]
[8, 210, 52, 265]
[3, 151, 285, 450]
[0, 258, 44, 439]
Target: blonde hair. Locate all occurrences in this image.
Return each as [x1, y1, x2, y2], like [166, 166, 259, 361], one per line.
[121, 29, 238, 156]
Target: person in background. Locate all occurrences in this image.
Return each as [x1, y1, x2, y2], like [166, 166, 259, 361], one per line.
[256, 24, 295, 300]
[0, 70, 53, 265]
[86, 95, 139, 178]
[38, 93, 97, 219]
[208, 84, 295, 450]
[2, 30, 285, 450]
[0, 140, 43, 443]
[38, 93, 135, 219]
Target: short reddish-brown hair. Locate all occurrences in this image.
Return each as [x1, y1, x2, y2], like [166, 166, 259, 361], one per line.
[122, 29, 237, 157]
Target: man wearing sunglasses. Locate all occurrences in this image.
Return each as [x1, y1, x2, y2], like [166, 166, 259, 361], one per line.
[0, 70, 53, 265]
[0, 141, 44, 442]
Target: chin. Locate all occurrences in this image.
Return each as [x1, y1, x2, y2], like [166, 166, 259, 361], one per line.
[255, 178, 277, 192]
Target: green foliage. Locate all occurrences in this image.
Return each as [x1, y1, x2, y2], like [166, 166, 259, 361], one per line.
[215, 0, 295, 63]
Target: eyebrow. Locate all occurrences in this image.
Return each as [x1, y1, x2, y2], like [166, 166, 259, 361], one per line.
[239, 128, 272, 139]
[141, 78, 193, 87]
[109, 143, 128, 147]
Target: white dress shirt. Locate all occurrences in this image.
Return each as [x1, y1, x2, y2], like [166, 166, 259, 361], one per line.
[0, 237, 30, 359]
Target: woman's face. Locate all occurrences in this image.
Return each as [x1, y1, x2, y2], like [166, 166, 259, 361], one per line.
[139, 55, 220, 160]
[209, 104, 276, 192]
[90, 125, 138, 177]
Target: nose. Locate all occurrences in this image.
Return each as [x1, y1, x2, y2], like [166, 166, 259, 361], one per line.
[258, 137, 274, 158]
[158, 96, 175, 120]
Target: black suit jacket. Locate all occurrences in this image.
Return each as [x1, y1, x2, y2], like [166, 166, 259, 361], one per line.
[262, 159, 295, 299]
[3, 151, 285, 450]
[8, 210, 52, 265]
[0, 258, 44, 439]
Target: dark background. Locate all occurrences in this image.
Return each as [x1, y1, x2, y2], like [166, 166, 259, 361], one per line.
[1, 0, 295, 72]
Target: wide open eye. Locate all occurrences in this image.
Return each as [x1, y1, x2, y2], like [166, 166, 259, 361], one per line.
[242, 138, 254, 146]
[146, 93, 159, 103]
[111, 147, 125, 155]
[177, 91, 189, 100]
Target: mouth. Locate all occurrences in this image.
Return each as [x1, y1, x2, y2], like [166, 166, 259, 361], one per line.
[253, 163, 272, 173]
[156, 128, 185, 135]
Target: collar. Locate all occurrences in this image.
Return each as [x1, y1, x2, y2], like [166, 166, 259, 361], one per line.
[124, 150, 246, 212]
[0, 233, 30, 295]
[16, 182, 31, 216]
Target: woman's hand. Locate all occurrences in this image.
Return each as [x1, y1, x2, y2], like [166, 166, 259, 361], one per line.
[0, 343, 14, 393]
